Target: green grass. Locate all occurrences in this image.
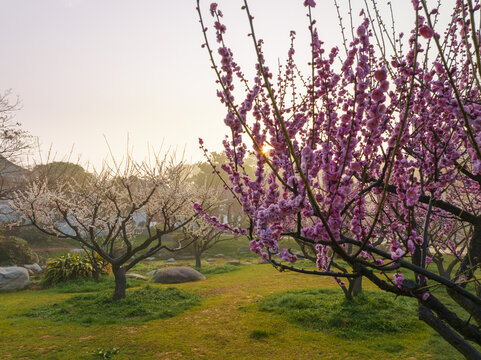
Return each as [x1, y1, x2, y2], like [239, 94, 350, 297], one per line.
[45, 276, 144, 293]
[259, 289, 419, 339]
[23, 286, 200, 325]
[0, 265, 466, 359]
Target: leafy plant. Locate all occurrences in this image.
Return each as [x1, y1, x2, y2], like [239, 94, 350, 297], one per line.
[43, 252, 110, 285]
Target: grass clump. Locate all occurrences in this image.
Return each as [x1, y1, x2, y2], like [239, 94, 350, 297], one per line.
[249, 330, 269, 340]
[193, 265, 240, 275]
[259, 289, 420, 339]
[24, 285, 200, 325]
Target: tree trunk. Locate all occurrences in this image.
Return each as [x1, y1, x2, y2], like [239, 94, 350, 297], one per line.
[93, 269, 100, 283]
[452, 226, 481, 285]
[447, 225, 481, 326]
[350, 275, 363, 297]
[112, 266, 127, 300]
[195, 244, 202, 268]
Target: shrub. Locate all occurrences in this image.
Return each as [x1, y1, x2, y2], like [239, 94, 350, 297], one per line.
[44, 252, 110, 285]
[4, 225, 60, 245]
[0, 235, 35, 266]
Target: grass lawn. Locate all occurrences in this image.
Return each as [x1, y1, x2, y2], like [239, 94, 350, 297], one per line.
[0, 263, 467, 359]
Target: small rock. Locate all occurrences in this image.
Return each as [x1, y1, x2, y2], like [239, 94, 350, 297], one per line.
[244, 262, 252, 265]
[226, 260, 241, 266]
[151, 266, 206, 284]
[214, 254, 225, 258]
[145, 257, 156, 261]
[0, 266, 29, 291]
[166, 258, 176, 263]
[125, 273, 148, 281]
[206, 258, 215, 263]
[23, 263, 42, 273]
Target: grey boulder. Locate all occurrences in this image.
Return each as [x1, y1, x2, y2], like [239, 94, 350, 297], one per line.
[151, 266, 205, 284]
[0, 266, 30, 291]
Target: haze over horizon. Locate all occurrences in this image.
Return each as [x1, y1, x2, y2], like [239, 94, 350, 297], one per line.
[1, 0, 420, 169]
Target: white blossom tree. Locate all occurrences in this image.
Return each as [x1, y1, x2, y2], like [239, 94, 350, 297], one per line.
[12, 155, 200, 299]
[181, 185, 241, 267]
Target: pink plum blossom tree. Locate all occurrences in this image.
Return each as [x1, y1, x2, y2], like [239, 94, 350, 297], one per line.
[197, 0, 481, 357]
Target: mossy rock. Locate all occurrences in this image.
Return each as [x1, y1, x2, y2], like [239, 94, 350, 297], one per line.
[0, 235, 35, 266]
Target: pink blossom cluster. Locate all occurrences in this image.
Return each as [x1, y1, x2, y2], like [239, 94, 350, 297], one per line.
[198, 0, 481, 296]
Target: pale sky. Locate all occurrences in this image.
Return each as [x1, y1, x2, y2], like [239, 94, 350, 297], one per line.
[0, 0, 420, 169]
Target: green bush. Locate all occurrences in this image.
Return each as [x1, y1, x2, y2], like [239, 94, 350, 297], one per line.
[4, 225, 59, 245]
[0, 235, 35, 266]
[44, 253, 110, 285]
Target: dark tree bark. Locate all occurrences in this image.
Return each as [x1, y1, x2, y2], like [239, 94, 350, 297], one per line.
[194, 243, 202, 268]
[349, 276, 363, 297]
[112, 266, 127, 300]
[447, 226, 481, 326]
[418, 304, 481, 360]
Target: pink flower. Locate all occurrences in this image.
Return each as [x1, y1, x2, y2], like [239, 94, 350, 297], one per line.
[407, 239, 415, 254]
[391, 248, 405, 260]
[357, 25, 366, 37]
[209, 3, 218, 16]
[303, 0, 316, 7]
[422, 292, 430, 301]
[405, 187, 419, 207]
[393, 271, 404, 287]
[433, 61, 444, 74]
[419, 25, 434, 39]
[374, 68, 387, 82]
[371, 88, 385, 102]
